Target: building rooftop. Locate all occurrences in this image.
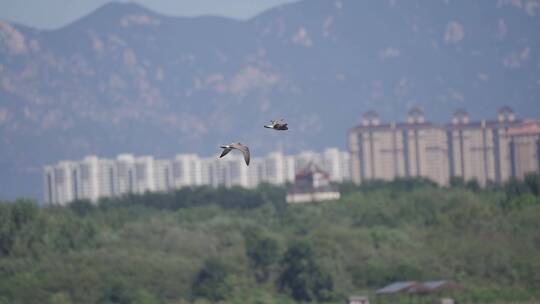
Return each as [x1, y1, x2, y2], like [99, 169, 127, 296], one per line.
[295, 162, 329, 179]
[349, 296, 369, 300]
[286, 162, 340, 203]
[350, 106, 522, 133]
[349, 121, 439, 132]
[420, 280, 463, 293]
[349, 118, 523, 133]
[377, 280, 463, 295]
[376, 281, 420, 294]
[507, 119, 540, 136]
[423, 280, 449, 290]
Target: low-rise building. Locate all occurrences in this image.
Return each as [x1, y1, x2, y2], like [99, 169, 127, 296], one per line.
[286, 163, 340, 204]
[377, 280, 463, 296]
[376, 281, 423, 295]
[347, 296, 369, 304]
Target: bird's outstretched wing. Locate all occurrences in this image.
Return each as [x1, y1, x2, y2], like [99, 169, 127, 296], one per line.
[219, 147, 232, 158]
[231, 143, 250, 165]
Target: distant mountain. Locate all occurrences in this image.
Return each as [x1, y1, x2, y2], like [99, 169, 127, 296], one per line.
[1, 0, 539, 200]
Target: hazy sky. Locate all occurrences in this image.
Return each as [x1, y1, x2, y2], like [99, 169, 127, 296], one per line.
[0, 0, 299, 29]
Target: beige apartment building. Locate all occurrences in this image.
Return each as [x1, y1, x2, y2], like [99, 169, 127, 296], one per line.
[446, 107, 519, 185]
[348, 108, 448, 185]
[348, 111, 403, 183]
[349, 106, 539, 186]
[507, 119, 540, 179]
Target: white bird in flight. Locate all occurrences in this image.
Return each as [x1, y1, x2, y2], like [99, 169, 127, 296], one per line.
[219, 143, 250, 166]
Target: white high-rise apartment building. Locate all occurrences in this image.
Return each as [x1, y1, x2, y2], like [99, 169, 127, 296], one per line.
[201, 157, 220, 187]
[154, 159, 173, 192]
[173, 154, 203, 187]
[43, 166, 55, 205]
[115, 154, 136, 195]
[97, 158, 116, 197]
[323, 148, 351, 182]
[265, 152, 286, 185]
[284, 155, 296, 183]
[247, 158, 266, 188]
[44, 149, 351, 205]
[212, 156, 249, 188]
[134, 156, 155, 194]
[44, 161, 77, 206]
[78, 156, 100, 202]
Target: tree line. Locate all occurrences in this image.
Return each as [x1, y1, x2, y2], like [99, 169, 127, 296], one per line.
[0, 174, 539, 303]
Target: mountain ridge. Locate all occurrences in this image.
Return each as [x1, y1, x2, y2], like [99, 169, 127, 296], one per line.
[0, 0, 539, 200]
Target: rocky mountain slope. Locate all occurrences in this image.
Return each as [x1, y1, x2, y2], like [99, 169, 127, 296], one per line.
[1, 0, 539, 199]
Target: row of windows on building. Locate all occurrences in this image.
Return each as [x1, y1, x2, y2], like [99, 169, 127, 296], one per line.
[43, 149, 351, 205]
[348, 107, 540, 186]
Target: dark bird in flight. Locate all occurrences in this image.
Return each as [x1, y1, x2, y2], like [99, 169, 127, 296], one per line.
[219, 143, 250, 166]
[264, 119, 288, 131]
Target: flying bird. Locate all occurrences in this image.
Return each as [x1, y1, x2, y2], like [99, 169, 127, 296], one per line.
[264, 119, 288, 131]
[219, 143, 250, 166]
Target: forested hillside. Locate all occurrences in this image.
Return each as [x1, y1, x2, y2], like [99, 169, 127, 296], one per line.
[1, 175, 540, 303]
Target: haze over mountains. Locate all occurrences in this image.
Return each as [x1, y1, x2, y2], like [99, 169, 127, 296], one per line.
[1, 0, 539, 200]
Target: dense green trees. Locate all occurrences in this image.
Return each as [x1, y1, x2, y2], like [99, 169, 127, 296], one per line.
[278, 241, 335, 302]
[98, 278, 161, 304]
[192, 259, 232, 302]
[0, 199, 38, 256]
[244, 229, 279, 283]
[0, 176, 539, 303]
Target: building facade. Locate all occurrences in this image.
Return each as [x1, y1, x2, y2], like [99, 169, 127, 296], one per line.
[446, 108, 519, 185]
[44, 161, 77, 206]
[507, 119, 540, 179]
[349, 108, 448, 185]
[43, 149, 351, 205]
[286, 163, 341, 204]
[349, 107, 539, 186]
